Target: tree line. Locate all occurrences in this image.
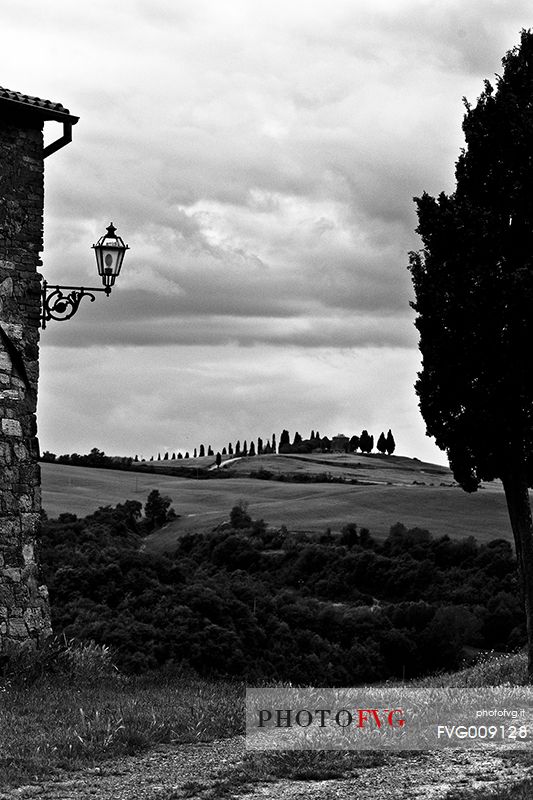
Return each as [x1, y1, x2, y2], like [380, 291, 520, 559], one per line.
[41, 428, 396, 468]
[277, 429, 395, 456]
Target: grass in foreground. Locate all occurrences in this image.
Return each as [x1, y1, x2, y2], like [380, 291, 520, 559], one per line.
[413, 651, 529, 688]
[1, 643, 532, 797]
[0, 640, 243, 788]
[175, 650, 533, 799]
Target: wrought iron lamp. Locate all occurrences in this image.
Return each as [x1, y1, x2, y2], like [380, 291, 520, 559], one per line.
[41, 223, 129, 329]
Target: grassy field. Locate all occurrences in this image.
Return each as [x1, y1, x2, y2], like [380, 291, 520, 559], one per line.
[41, 462, 189, 518]
[227, 451, 456, 484]
[0, 640, 243, 788]
[0, 644, 531, 795]
[41, 454, 514, 553]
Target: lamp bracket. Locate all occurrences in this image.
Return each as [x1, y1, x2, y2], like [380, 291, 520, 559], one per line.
[41, 281, 111, 329]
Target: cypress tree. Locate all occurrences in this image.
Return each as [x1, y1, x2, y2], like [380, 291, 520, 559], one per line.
[279, 430, 290, 453]
[359, 430, 373, 454]
[408, 30, 533, 677]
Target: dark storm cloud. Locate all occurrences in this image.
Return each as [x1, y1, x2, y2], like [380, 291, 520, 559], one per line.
[42, 306, 416, 350]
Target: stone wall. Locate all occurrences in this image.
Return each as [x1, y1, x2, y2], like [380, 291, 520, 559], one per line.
[0, 110, 51, 654]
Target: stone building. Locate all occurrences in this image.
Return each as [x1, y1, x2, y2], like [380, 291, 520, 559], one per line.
[0, 86, 78, 655]
[331, 433, 349, 453]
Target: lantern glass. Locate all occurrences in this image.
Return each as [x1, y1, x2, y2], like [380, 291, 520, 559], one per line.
[92, 223, 129, 288]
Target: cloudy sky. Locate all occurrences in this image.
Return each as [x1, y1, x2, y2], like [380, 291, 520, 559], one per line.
[3, 1, 532, 463]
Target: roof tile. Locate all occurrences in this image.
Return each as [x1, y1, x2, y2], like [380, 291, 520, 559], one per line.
[0, 86, 75, 119]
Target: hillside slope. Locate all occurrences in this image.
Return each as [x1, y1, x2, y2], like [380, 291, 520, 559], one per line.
[41, 454, 514, 551]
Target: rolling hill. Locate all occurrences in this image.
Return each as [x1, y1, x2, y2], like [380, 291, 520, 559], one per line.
[40, 452, 515, 554]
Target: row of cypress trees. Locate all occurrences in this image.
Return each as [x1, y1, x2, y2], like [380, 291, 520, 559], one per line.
[148, 428, 396, 462]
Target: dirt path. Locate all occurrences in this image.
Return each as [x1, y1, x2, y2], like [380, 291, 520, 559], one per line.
[0, 738, 531, 800]
[0, 738, 243, 800]
[237, 750, 532, 799]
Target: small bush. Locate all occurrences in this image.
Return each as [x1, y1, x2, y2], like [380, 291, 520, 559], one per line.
[0, 636, 120, 688]
[59, 638, 119, 683]
[230, 501, 252, 529]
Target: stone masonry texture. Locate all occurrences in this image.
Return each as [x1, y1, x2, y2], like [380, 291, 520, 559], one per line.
[0, 106, 51, 656]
